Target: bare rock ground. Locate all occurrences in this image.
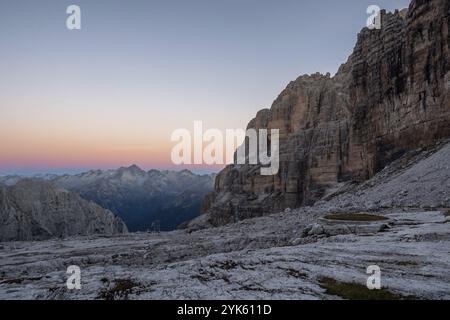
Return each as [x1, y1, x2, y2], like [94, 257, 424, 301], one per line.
[0, 143, 449, 300]
[0, 208, 448, 299]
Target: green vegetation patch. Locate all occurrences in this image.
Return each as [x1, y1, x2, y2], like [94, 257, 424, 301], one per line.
[318, 277, 415, 300]
[324, 213, 388, 222]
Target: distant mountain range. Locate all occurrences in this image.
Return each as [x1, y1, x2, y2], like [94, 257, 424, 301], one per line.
[0, 165, 215, 232]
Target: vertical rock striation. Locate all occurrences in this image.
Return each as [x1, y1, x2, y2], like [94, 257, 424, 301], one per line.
[205, 0, 450, 226]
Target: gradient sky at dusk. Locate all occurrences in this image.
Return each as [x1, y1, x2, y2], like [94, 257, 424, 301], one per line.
[0, 0, 411, 175]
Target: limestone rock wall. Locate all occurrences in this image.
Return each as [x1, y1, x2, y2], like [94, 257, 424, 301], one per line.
[205, 0, 450, 226]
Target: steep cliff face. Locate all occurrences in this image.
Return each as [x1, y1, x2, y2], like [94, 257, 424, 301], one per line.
[205, 0, 450, 226]
[0, 180, 128, 241]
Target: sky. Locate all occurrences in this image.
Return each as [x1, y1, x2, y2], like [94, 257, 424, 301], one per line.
[0, 0, 411, 175]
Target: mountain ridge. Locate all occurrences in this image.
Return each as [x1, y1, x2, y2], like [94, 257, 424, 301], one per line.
[1, 165, 216, 232]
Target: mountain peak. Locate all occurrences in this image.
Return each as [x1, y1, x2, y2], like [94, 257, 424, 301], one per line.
[127, 164, 143, 171]
[117, 164, 145, 175]
[179, 169, 194, 176]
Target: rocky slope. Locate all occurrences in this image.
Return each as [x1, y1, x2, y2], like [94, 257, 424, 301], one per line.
[0, 203, 448, 299]
[318, 140, 450, 211]
[1, 166, 215, 232]
[204, 0, 450, 226]
[0, 180, 127, 242]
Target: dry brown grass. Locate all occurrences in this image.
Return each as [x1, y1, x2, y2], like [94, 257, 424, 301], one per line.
[98, 279, 140, 300]
[443, 208, 450, 217]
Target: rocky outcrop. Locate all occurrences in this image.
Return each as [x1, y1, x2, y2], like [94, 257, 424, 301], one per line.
[205, 0, 450, 226]
[0, 180, 128, 242]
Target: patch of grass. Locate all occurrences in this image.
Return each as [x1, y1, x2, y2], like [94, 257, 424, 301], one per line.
[318, 277, 415, 300]
[443, 209, 450, 217]
[98, 279, 140, 300]
[324, 213, 388, 222]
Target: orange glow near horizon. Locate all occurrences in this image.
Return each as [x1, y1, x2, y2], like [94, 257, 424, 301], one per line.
[0, 119, 229, 173]
[0, 84, 246, 174]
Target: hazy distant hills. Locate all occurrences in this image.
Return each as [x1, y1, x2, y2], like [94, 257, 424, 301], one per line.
[1, 165, 215, 232]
